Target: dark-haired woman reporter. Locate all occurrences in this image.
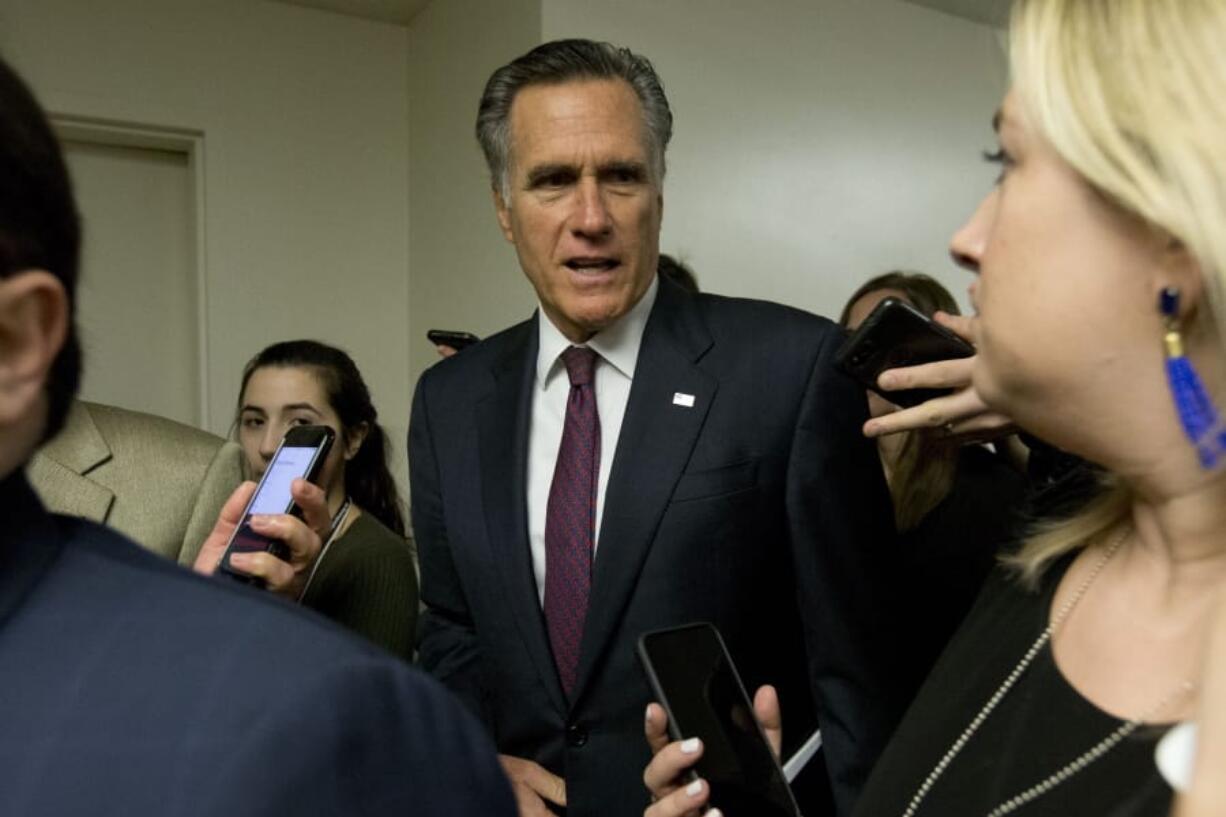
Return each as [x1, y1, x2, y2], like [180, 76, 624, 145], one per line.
[195, 340, 418, 660]
[842, 271, 1026, 695]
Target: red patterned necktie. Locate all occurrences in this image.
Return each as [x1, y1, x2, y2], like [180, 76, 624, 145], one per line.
[544, 345, 601, 698]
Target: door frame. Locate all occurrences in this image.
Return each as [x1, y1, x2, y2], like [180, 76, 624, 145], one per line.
[50, 115, 212, 428]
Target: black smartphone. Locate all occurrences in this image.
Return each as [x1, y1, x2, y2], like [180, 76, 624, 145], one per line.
[217, 424, 334, 587]
[834, 297, 974, 408]
[638, 623, 802, 817]
[427, 329, 480, 352]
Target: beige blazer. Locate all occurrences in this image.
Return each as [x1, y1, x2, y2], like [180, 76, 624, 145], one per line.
[28, 400, 244, 566]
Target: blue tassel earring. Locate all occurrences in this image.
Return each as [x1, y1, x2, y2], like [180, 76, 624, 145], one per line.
[1161, 287, 1226, 468]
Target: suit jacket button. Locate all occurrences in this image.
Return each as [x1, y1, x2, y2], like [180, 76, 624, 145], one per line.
[566, 724, 588, 748]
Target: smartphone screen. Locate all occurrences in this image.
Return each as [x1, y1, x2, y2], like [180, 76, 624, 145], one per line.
[227, 443, 321, 555]
[246, 444, 319, 517]
[639, 623, 802, 817]
[219, 425, 334, 580]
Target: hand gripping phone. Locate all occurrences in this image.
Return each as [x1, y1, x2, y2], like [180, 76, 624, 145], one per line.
[426, 329, 480, 352]
[638, 623, 803, 817]
[217, 424, 334, 587]
[834, 296, 975, 408]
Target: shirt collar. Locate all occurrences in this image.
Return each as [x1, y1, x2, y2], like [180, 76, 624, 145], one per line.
[536, 274, 659, 388]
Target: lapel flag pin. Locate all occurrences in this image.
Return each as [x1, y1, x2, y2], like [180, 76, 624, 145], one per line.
[673, 392, 695, 408]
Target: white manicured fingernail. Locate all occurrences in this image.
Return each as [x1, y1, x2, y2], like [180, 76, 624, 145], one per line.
[708, 809, 724, 817]
[686, 779, 703, 796]
[680, 738, 700, 754]
[645, 705, 653, 723]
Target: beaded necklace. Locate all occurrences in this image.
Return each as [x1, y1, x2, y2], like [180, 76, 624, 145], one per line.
[902, 530, 1194, 817]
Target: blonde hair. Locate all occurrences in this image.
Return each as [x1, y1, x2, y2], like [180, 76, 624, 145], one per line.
[1007, 0, 1226, 582]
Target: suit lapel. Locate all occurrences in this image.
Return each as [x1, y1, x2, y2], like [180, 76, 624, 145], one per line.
[476, 317, 568, 715]
[27, 402, 115, 523]
[571, 282, 716, 702]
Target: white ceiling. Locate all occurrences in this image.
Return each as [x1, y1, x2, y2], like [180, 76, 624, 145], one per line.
[275, 0, 431, 26]
[901, 0, 1011, 27]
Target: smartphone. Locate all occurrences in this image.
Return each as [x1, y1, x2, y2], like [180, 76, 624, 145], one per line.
[834, 297, 974, 408]
[217, 424, 335, 587]
[426, 329, 480, 353]
[638, 623, 802, 817]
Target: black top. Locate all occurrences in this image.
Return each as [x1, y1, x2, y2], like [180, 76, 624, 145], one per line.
[891, 445, 1026, 699]
[855, 558, 1173, 817]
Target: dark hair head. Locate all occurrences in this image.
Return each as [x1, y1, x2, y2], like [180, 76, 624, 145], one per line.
[658, 253, 699, 294]
[477, 38, 673, 200]
[838, 271, 960, 328]
[840, 271, 962, 531]
[237, 340, 405, 536]
[0, 56, 82, 441]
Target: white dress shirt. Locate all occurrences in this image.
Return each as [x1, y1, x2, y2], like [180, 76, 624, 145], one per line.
[527, 276, 659, 605]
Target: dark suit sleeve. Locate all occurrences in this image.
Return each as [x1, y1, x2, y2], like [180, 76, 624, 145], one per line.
[410, 372, 491, 725]
[785, 328, 906, 815]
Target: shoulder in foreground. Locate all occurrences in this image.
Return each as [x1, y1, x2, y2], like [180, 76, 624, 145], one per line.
[27, 516, 514, 814]
[57, 515, 394, 662]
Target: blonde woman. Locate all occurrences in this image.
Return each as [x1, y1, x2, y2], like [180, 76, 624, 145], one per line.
[643, 0, 1226, 814]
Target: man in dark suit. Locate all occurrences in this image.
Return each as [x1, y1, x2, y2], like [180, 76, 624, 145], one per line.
[0, 54, 514, 816]
[411, 40, 900, 817]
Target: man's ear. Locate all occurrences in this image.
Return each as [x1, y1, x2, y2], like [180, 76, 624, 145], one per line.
[343, 421, 369, 461]
[493, 186, 515, 244]
[0, 269, 68, 426]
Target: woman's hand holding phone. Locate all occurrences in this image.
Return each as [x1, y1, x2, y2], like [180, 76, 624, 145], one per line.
[193, 478, 330, 599]
[642, 686, 783, 817]
[862, 312, 1017, 442]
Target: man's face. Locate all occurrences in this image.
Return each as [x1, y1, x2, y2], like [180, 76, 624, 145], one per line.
[495, 79, 663, 343]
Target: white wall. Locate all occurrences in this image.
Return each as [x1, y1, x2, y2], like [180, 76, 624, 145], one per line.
[0, 0, 413, 490]
[406, 0, 541, 385]
[65, 141, 200, 427]
[540, 0, 1007, 318]
[0, 0, 1007, 500]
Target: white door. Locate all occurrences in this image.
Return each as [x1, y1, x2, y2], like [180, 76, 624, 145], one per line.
[62, 137, 202, 427]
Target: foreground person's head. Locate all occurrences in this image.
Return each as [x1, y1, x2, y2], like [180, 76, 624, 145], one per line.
[0, 56, 81, 480]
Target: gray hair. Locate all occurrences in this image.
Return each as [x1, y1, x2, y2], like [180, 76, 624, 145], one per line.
[476, 39, 673, 202]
